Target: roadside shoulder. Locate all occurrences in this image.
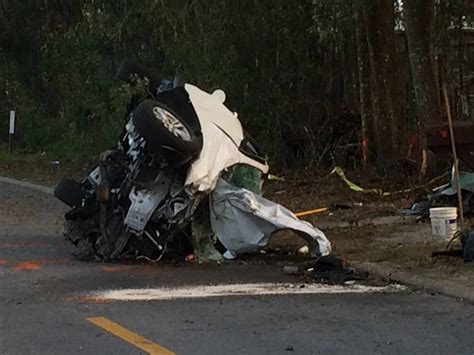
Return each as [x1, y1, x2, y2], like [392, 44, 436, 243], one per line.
[355, 261, 474, 303]
[0, 176, 53, 194]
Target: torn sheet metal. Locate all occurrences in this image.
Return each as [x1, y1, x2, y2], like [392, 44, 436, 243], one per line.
[184, 84, 269, 192]
[209, 179, 331, 256]
[441, 166, 474, 195]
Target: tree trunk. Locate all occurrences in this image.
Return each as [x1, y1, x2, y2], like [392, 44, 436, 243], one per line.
[403, 0, 440, 174]
[342, 31, 360, 115]
[354, 0, 375, 168]
[363, 0, 401, 168]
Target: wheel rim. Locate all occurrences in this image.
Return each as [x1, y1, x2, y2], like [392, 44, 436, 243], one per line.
[152, 106, 192, 142]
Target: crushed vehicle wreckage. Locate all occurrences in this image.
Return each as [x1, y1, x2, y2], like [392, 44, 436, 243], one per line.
[54, 61, 331, 262]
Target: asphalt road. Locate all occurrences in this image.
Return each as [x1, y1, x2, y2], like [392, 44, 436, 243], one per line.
[1, 181, 473, 354]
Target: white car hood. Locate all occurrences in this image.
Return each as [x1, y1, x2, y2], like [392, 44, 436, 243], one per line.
[184, 84, 269, 192]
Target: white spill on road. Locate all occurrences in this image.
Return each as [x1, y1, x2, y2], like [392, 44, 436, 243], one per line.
[87, 283, 406, 301]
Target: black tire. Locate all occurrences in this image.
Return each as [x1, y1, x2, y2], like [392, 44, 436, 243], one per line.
[54, 179, 85, 207]
[132, 99, 203, 157]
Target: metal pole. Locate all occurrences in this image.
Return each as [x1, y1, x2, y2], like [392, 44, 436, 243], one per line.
[8, 110, 15, 154]
[7, 133, 12, 154]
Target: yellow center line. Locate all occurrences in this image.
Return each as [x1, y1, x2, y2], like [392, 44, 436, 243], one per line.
[87, 317, 175, 355]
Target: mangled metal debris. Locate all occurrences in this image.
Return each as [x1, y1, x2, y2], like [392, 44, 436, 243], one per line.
[408, 166, 474, 218]
[210, 178, 331, 256]
[54, 60, 331, 262]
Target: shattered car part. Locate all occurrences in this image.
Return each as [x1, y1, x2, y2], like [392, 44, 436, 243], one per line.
[440, 167, 474, 195]
[407, 166, 474, 217]
[124, 172, 172, 232]
[209, 179, 331, 256]
[184, 84, 269, 192]
[55, 60, 331, 262]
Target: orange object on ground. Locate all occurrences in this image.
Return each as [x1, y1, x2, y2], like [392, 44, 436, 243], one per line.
[294, 207, 329, 218]
[14, 261, 41, 271]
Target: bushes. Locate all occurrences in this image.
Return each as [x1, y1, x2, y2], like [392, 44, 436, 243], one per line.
[0, 0, 357, 168]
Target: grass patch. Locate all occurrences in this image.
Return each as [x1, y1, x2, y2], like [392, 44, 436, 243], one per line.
[0, 146, 93, 184]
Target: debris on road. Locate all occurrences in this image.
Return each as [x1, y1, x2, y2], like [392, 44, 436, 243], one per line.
[283, 256, 368, 286]
[54, 61, 331, 263]
[297, 246, 310, 255]
[282, 265, 300, 275]
[304, 256, 364, 285]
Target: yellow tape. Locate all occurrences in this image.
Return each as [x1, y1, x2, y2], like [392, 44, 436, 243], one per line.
[330, 167, 382, 194]
[330, 166, 448, 197]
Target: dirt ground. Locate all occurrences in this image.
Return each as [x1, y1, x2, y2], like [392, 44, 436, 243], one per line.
[264, 169, 474, 290]
[1, 156, 473, 290]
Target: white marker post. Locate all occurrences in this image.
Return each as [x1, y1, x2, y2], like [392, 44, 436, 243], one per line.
[8, 110, 15, 154]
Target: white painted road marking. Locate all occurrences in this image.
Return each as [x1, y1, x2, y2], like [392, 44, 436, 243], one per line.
[87, 283, 406, 301]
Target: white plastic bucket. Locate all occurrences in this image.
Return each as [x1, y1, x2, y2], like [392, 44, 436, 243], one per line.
[429, 207, 458, 241]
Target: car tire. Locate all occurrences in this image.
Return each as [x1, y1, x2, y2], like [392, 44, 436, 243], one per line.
[54, 179, 85, 207]
[132, 99, 203, 158]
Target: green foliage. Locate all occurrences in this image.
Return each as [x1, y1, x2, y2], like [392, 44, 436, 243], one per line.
[0, 0, 472, 168]
[1, 0, 339, 167]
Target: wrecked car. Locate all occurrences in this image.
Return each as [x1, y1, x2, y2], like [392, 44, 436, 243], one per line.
[54, 61, 331, 262]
